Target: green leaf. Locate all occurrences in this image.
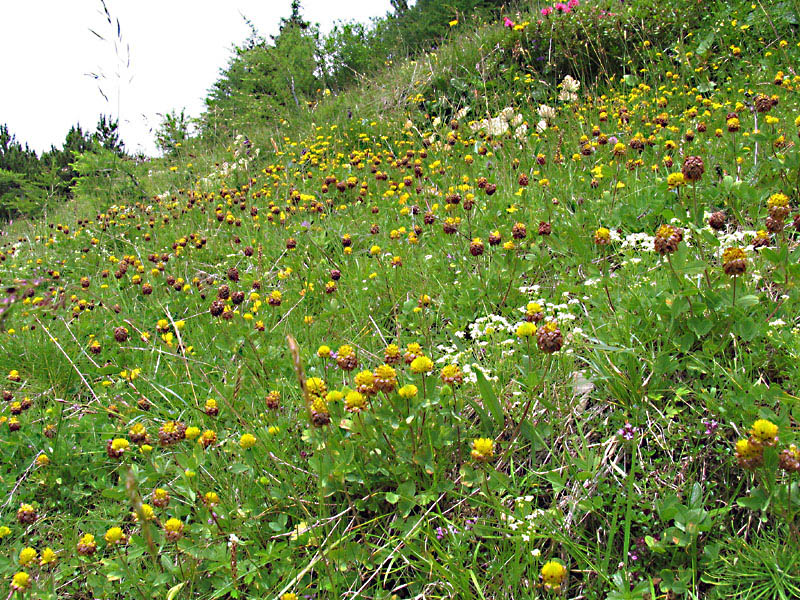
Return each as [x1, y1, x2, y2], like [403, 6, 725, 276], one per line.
[397, 480, 416, 499]
[657, 494, 682, 521]
[228, 463, 251, 475]
[101, 488, 125, 501]
[385, 492, 399, 504]
[459, 464, 480, 487]
[696, 32, 715, 55]
[687, 317, 712, 337]
[697, 80, 716, 93]
[760, 248, 781, 265]
[733, 317, 756, 341]
[737, 486, 769, 512]
[671, 296, 690, 317]
[520, 421, 552, 450]
[545, 470, 565, 494]
[465, 396, 493, 435]
[735, 295, 759, 308]
[677, 332, 695, 352]
[475, 370, 504, 432]
[698, 228, 720, 247]
[688, 482, 704, 510]
[167, 582, 187, 600]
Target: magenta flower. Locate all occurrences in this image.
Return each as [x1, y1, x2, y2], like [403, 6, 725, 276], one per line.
[541, 6, 553, 15]
[503, 16, 515, 28]
[568, 0, 579, 8]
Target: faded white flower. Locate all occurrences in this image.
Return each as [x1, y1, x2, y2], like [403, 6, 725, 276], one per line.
[485, 117, 509, 136]
[561, 74, 580, 93]
[558, 88, 578, 102]
[499, 106, 515, 121]
[537, 104, 557, 121]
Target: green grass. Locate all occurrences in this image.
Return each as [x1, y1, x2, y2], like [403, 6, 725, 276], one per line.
[0, 0, 799, 598]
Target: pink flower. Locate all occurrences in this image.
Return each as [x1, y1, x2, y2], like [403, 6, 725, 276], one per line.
[503, 16, 515, 27]
[555, 2, 570, 12]
[568, 0, 579, 7]
[541, 6, 553, 15]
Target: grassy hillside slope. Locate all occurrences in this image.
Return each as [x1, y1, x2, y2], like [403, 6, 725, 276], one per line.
[0, 1, 799, 598]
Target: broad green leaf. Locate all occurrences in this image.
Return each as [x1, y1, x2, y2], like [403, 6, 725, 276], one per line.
[475, 370, 504, 432]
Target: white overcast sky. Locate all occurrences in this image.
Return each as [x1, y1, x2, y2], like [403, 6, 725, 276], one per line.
[0, 0, 393, 157]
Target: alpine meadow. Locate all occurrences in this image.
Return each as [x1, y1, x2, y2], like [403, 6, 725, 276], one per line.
[1, 0, 800, 598]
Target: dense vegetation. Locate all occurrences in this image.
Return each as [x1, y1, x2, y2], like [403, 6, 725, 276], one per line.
[1, 0, 799, 599]
[200, 0, 509, 139]
[0, 119, 125, 220]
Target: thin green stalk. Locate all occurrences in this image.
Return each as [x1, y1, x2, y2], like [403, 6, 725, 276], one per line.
[622, 441, 638, 578]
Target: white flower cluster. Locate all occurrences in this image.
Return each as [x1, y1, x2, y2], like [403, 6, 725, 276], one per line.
[536, 104, 557, 133]
[619, 231, 656, 252]
[433, 347, 498, 384]
[557, 74, 581, 102]
[500, 498, 560, 544]
[470, 107, 526, 139]
[454, 313, 517, 340]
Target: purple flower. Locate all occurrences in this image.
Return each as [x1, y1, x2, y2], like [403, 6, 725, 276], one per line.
[617, 421, 638, 440]
[434, 523, 461, 539]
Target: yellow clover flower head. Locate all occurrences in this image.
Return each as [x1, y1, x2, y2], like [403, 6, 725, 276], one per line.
[516, 322, 537, 338]
[750, 419, 778, 446]
[40, 547, 56, 566]
[541, 560, 567, 591]
[11, 572, 30, 592]
[104, 526, 125, 545]
[398, 384, 418, 399]
[18, 548, 37, 567]
[239, 433, 257, 449]
[471, 438, 495, 462]
[410, 356, 434, 374]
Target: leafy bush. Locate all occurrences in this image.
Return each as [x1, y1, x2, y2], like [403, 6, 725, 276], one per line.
[155, 110, 193, 156]
[71, 148, 144, 208]
[0, 169, 45, 219]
